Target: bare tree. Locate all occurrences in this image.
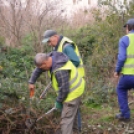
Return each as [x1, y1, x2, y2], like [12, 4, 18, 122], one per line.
[0, 0, 66, 51]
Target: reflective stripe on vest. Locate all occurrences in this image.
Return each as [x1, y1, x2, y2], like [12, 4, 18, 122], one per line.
[51, 61, 85, 102]
[121, 33, 134, 74]
[69, 78, 82, 92]
[69, 71, 78, 85]
[127, 55, 134, 58]
[55, 72, 82, 93]
[55, 78, 83, 94]
[57, 37, 85, 77]
[124, 64, 134, 68]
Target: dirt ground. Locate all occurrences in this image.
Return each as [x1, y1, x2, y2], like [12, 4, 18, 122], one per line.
[81, 91, 134, 134]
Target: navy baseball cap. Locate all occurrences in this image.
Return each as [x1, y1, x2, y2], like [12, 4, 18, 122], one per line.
[124, 18, 134, 27]
[42, 30, 57, 43]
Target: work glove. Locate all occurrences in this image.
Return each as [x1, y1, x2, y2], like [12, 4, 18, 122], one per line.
[55, 101, 63, 110]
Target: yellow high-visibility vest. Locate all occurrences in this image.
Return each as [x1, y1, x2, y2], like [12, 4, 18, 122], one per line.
[50, 60, 85, 102]
[57, 37, 85, 78]
[121, 33, 134, 74]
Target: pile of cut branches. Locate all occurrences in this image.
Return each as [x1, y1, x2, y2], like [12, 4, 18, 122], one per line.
[0, 104, 61, 134]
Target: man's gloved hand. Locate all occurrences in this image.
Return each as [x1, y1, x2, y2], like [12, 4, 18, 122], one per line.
[55, 101, 63, 110]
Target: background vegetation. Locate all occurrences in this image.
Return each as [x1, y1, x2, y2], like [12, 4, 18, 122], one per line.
[0, 0, 134, 133]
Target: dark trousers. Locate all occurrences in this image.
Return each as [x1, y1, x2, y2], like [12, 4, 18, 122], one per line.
[116, 75, 134, 118]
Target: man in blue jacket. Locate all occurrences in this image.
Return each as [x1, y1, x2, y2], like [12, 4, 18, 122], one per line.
[114, 18, 134, 121]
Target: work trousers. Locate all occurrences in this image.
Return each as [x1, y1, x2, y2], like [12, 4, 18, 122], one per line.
[117, 75, 134, 118]
[61, 96, 81, 134]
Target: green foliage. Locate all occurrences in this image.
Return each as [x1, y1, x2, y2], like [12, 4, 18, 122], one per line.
[21, 34, 34, 46]
[74, 26, 96, 57]
[0, 36, 5, 46]
[84, 81, 116, 105]
[0, 46, 34, 80]
[0, 45, 35, 106]
[99, 116, 114, 122]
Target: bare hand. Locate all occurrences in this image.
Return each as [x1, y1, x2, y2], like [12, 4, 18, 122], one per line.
[29, 84, 35, 97]
[114, 72, 119, 78]
[29, 84, 35, 90]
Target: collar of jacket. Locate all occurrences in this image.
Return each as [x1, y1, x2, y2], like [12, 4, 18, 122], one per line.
[48, 51, 69, 73]
[129, 30, 134, 33]
[54, 36, 63, 51]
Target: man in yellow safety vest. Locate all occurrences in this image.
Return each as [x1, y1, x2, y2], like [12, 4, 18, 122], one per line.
[29, 51, 85, 134]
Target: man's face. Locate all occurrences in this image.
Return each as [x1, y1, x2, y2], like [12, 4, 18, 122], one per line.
[126, 25, 129, 34]
[47, 35, 58, 47]
[38, 60, 51, 70]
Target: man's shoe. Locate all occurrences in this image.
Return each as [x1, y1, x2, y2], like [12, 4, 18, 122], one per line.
[115, 113, 130, 122]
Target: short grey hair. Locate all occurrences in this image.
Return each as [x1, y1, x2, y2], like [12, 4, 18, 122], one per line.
[34, 53, 48, 66]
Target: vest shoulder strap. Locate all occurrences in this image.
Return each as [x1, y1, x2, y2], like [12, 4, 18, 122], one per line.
[63, 43, 74, 50]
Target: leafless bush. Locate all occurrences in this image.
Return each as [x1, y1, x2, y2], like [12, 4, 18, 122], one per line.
[0, 0, 66, 51]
